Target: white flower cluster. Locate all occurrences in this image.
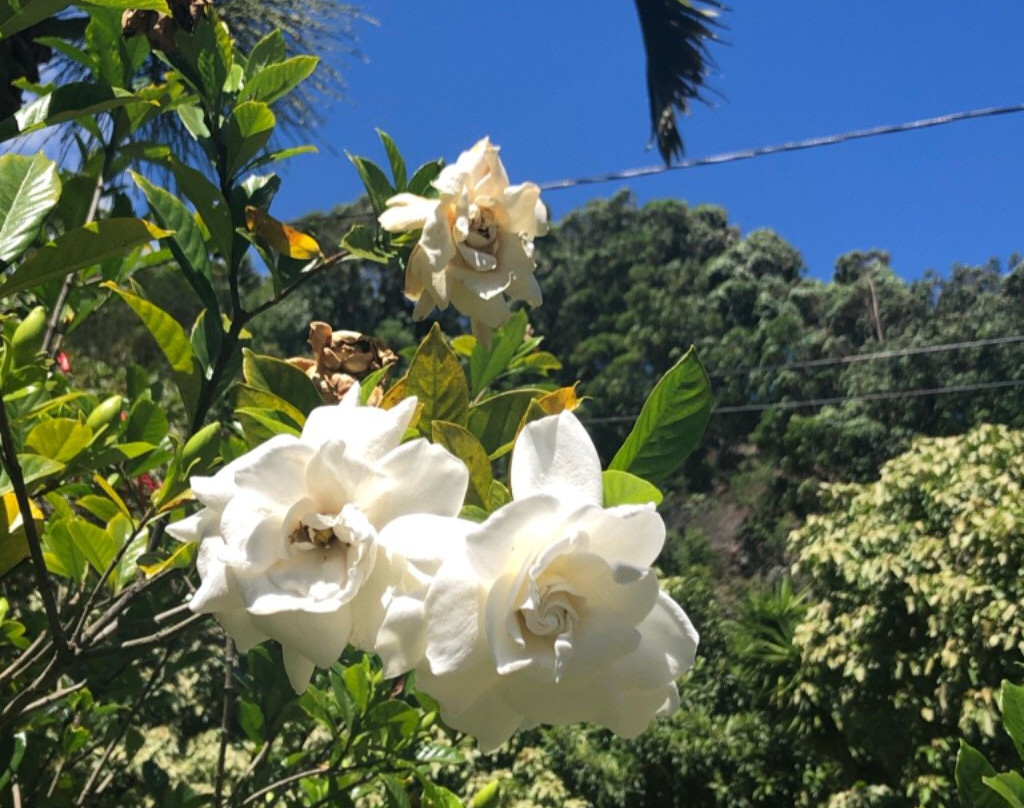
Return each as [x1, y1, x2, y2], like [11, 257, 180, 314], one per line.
[169, 386, 698, 752]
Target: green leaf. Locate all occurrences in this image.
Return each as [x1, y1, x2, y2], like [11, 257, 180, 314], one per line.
[468, 309, 528, 396]
[43, 519, 88, 580]
[602, 469, 664, 507]
[0, 0, 69, 39]
[432, 421, 492, 508]
[467, 389, 545, 456]
[237, 700, 265, 743]
[64, 517, 118, 575]
[245, 29, 286, 78]
[125, 399, 169, 445]
[236, 408, 301, 446]
[25, 418, 93, 463]
[0, 454, 64, 497]
[235, 385, 305, 430]
[608, 346, 711, 486]
[0, 153, 61, 263]
[984, 773, 1024, 808]
[404, 324, 469, 435]
[137, 540, 197, 578]
[104, 283, 201, 423]
[225, 101, 275, 178]
[407, 159, 443, 197]
[1002, 681, 1024, 760]
[0, 83, 142, 141]
[0, 218, 170, 297]
[239, 55, 318, 105]
[241, 350, 321, 416]
[957, 742, 1005, 808]
[131, 172, 219, 315]
[168, 156, 233, 263]
[347, 153, 395, 215]
[341, 223, 389, 263]
[10, 305, 46, 365]
[377, 129, 407, 189]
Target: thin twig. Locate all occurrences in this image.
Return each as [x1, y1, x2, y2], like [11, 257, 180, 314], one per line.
[214, 636, 235, 808]
[0, 656, 59, 730]
[19, 679, 87, 714]
[77, 612, 206, 659]
[0, 632, 51, 687]
[237, 764, 333, 807]
[245, 251, 350, 320]
[0, 396, 71, 661]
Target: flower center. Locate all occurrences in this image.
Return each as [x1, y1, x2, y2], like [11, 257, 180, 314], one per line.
[465, 204, 498, 251]
[287, 504, 375, 553]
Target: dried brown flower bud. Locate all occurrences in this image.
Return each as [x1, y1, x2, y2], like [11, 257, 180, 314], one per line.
[290, 321, 398, 406]
[122, 0, 211, 52]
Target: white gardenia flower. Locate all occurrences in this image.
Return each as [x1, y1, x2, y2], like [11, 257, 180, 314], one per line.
[378, 137, 548, 341]
[374, 411, 699, 751]
[167, 385, 469, 692]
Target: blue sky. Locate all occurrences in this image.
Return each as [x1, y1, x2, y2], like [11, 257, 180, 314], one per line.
[272, 2, 1024, 282]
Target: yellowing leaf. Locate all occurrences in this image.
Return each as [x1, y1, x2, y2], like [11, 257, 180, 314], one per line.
[245, 206, 322, 259]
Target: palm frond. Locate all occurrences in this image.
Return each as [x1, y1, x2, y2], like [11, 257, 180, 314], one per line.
[633, 0, 725, 164]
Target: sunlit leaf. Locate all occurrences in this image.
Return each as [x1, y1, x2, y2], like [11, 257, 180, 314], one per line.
[602, 469, 664, 507]
[0, 219, 170, 297]
[0, 153, 61, 263]
[403, 324, 469, 435]
[239, 55, 319, 105]
[432, 421, 492, 508]
[609, 346, 711, 486]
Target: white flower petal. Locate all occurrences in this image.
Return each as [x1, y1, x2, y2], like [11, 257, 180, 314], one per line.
[251, 609, 352, 669]
[424, 558, 484, 676]
[575, 503, 666, 569]
[418, 200, 458, 269]
[510, 412, 602, 505]
[378, 193, 437, 232]
[368, 442, 470, 525]
[499, 183, 543, 236]
[448, 279, 510, 328]
[281, 649, 317, 693]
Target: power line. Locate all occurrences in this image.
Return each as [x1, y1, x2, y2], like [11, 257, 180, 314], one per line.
[708, 333, 1024, 379]
[538, 102, 1024, 191]
[583, 377, 1024, 423]
[713, 377, 1024, 414]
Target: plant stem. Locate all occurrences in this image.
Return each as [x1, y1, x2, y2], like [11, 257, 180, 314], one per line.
[214, 635, 235, 808]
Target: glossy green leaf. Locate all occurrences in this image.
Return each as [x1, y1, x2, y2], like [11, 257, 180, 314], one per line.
[168, 156, 233, 262]
[1002, 681, 1024, 760]
[377, 129, 407, 189]
[10, 306, 46, 365]
[0, 218, 170, 297]
[226, 101, 275, 178]
[236, 408, 301, 447]
[125, 399, 169, 445]
[347, 152, 395, 215]
[244, 29, 286, 78]
[602, 469, 664, 507]
[0, 153, 61, 263]
[241, 350, 321, 416]
[0, 83, 142, 141]
[468, 309, 528, 396]
[138, 540, 197, 578]
[407, 159, 443, 197]
[64, 517, 118, 575]
[609, 346, 711, 486]
[104, 283, 201, 422]
[467, 389, 545, 456]
[239, 55, 318, 105]
[25, 418, 93, 464]
[0, 454, 64, 497]
[0, 0, 70, 38]
[235, 385, 305, 429]
[340, 223, 389, 263]
[131, 171, 218, 314]
[43, 519, 88, 580]
[404, 324, 469, 434]
[984, 773, 1024, 808]
[957, 742, 1004, 808]
[432, 421, 492, 508]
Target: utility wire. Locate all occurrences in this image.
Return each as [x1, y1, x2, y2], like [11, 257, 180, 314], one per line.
[583, 377, 1024, 423]
[538, 102, 1024, 191]
[324, 102, 1024, 224]
[707, 333, 1024, 379]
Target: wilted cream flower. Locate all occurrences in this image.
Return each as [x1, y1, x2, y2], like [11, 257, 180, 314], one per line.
[378, 137, 548, 341]
[374, 411, 699, 751]
[167, 385, 469, 691]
